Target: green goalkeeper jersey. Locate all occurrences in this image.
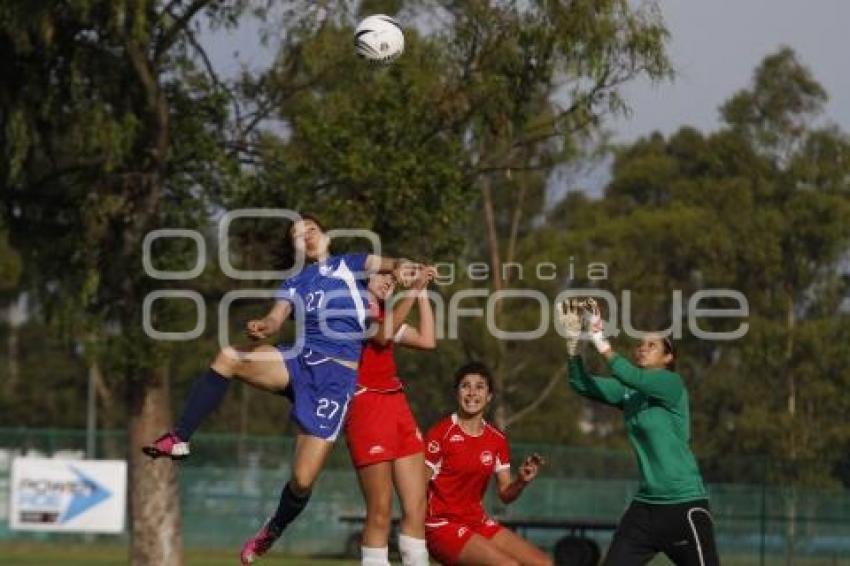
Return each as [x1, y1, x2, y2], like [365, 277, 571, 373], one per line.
[568, 354, 707, 504]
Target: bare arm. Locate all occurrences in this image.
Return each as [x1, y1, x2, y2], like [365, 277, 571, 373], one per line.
[245, 301, 292, 340]
[495, 453, 543, 504]
[397, 291, 436, 350]
[365, 254, 421, 287]
[376, 266, 437, 349]
[364, 254, 400, 273]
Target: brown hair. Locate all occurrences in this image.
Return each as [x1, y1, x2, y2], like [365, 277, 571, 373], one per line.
[661, 336, 676, 371]
[281, 213, 329, 266]
[288, 212, 327, 237]
[453, 362, 494, 393]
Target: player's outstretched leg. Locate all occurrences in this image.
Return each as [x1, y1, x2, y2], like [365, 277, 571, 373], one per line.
[393, 452, 429, 566]
[455, 533, 521, 566]
[356, 460, 394, 565]
[142, 344, 288, 460]
[141, 364, 229, 460]
[489, 528, 554, 566]
[240, 481, 311, 564]
[240, 433, 333, 563]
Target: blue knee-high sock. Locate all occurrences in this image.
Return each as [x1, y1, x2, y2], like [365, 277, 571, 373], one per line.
[173, 368, 230, 441]
[269, 482, 311, 535]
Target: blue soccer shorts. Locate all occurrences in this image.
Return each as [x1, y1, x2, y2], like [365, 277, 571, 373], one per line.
[279, 347, 357, 441]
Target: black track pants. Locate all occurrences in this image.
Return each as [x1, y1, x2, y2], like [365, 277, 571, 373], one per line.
[603, 499, 719, 566]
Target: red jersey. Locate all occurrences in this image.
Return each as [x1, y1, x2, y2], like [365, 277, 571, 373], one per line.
[357, 303, 406, 392]
[424, 414, 511, 523]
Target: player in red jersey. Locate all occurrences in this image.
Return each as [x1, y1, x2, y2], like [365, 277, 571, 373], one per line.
[424, 363, 553, 566]
[346, 266, 437, 566]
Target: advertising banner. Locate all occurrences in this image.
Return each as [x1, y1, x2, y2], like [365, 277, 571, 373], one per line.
[9, 458, 126, 533]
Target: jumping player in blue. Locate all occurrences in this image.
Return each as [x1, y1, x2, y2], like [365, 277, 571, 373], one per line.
[142, 213, 419, 563]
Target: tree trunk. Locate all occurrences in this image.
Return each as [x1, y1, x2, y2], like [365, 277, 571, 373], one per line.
[86, 359, 99, 458]
[783, 291, 797, 566]
[5, 294, 25, 396]
[129, 365, 183, 566]
[92, 361, 125, 459]
[480, 175, 508, 429]
[784, 487, 797, 566]
[785, 294, 796, 421]
[505, 175, 527, 271]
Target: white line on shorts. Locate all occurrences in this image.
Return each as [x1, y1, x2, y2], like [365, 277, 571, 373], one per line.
[686, 507, 712, 566]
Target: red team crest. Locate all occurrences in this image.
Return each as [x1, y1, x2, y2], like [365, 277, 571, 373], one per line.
[479, 450, 493, 466]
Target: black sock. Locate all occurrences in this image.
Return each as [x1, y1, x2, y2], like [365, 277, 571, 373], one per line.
[269, 481, 311, 535]
[173, 368, 230, 441]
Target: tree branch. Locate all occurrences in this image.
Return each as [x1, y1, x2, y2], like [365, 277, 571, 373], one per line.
[504, 366, 566, 428]
[469, 162, 552, 177]
[154, 0, 211, 62]
[505, 173, 528, 273]
[126, 39, 169, 167]
[170, 5, 243, 127]
[173, 9, 224, 91]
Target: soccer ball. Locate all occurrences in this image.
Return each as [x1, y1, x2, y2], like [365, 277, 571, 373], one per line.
[354, 14, 404, 63]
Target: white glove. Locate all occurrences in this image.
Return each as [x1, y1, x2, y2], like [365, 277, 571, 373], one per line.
[557, 299, 582, 356]
[585, 300, 612, 354]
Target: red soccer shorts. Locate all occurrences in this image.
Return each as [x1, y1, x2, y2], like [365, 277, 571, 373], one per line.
[425, 516, 503, 565]
[345, 389, 424, 468]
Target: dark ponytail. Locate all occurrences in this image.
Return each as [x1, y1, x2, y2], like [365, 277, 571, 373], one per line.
[662, 336, 677, 371]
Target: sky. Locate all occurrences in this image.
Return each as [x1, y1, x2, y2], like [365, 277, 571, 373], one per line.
[202, 1, 850, 197]
[610, 0, 850, 142]
[205, 1, 850, 141]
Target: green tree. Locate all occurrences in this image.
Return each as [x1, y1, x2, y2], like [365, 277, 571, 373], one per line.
[0, 227, 23, 398]
[0, 2, 257, 563]
[436, 0, 671, 429]
[235, 0, 671, 431]
[542, 49, 850, 501]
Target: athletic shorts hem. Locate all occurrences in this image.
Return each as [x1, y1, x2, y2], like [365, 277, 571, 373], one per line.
[350, 441, 424, 469]
[425, 517, 502, 566]
[632, 495, 710, 506]
[345, 390, 424, 467]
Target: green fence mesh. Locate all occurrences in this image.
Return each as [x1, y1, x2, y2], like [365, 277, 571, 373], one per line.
[0, 428, 848, 564]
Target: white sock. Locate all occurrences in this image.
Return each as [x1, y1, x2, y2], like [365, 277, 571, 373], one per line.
[361, 545, 390, 566]
[399, 534, 430, 566]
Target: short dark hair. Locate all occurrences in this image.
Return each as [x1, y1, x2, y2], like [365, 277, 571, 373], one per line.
[281, 213, 329, 267]
[453, 362, 494, 392]
[288, 212, 326, 237]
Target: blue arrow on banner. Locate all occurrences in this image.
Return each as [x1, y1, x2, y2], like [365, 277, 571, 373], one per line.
[60, 465, 112, 524]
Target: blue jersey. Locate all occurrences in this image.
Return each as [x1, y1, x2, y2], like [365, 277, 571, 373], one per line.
[277, 253, 370, 363]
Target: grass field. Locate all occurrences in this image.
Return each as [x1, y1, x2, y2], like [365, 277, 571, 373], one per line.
[1, 542, 848, 565]
[0, 543, 359, 566]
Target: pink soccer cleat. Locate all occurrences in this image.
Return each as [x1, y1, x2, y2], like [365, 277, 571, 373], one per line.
[141, 431, 190, 460]
[240, 520, 282, 564]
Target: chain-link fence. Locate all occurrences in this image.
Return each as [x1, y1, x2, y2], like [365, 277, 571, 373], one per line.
[1, 428, 848, 564]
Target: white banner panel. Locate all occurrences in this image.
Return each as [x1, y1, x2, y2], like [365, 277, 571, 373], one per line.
[9, 458, 126, 533]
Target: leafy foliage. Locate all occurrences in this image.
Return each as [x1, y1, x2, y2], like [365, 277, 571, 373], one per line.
[4, 2, 848, 503]
[541, 48, 850, 486]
